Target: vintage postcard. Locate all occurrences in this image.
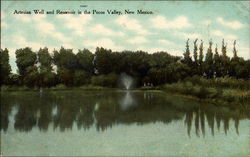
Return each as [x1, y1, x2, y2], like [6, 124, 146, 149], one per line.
[1, 0, 249, 156]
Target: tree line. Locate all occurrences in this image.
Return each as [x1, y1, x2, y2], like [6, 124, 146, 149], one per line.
[0, 39, 249, 88]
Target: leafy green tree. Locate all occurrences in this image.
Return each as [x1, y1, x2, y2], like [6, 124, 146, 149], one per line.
[23, 66, 39, 87]
[0, 48, 11, 85]
[53, 47, 78, 86]
[204, 40, 214, 78]
[94, 47, 113, 75]
[57, 68, 74, 86]
[148, 68, 167, 85]
[53, 47, 78, 70]
[150, 52, 179, 68]
[76, 49, 94, 74]
[130, 51, 151, 77]
[91, 73, 118, 87]
[8, 74, 21, 85]
[148, 62, 190, 85]
[15, 47, 37, 86]
[73, 70, 91, 86]
[15, 47, 37, 76]
[168, 62, 191, 82]
[37, 47, 56, 87]
[234, 58, 249, 79]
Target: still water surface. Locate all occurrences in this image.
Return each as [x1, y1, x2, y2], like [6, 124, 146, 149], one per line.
[1, 90, 249, 156]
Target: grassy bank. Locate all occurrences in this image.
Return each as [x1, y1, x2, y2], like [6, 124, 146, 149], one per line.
[0, 84, 112, 92]
[161, 77, 250, 105]
[2, 76, 249, 106]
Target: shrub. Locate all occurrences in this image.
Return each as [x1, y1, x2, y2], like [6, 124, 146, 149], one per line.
[50, 84, 67, 90]
[91, 73, 118, 87]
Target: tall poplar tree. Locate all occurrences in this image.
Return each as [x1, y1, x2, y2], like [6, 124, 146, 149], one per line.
[183, 39, 192, 67]
[204, 40, 214, 78]
[198, 40, 204, 75]
[214, 44, 221, 77]
[221, 39, 230, 77]
[193, 39, 198, 74]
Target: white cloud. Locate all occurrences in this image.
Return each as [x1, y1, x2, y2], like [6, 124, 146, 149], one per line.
[142, 47, 166, 53]
[158, 39, 183, 50]
[220, 40, 249, 59]
[226, 34, 237, 40]
[115, 15, 151, 35]
[211, 29, 237, 40]
[216, 17, 244, 30]
[135, 46, 183, 56]
[83, 38, 124, 51]
[14, 14, 69, 42]
[158, 39, 176, 46]
[1, 22, 7, 28]
[15, 14, 32, 22]
[238, 46, 250, 59]
[127, 36, 147, 44]
[1, 11, 7, 28]
[57, 14, 92, 36]
[14, 13, 46, 22]
[175, 32, 201, 39]
[13, 35, 44, 51]
[90, 24, 124, 36]
[150, 15, 192, 29]
[7, 48, 18, 58]
[1, 11, 5, 19]
[202, 20, 211, 25]
[36, 20, 70, 42]
[211, 30, 224, 37]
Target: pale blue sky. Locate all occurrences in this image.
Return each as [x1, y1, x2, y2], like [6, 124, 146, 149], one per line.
[1, 1, 249, 73]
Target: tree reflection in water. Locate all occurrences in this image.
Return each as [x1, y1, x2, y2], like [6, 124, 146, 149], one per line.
[1, 91, 249, 137]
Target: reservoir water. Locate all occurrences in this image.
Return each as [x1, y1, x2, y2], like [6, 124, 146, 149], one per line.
[1, 90, 249, 156]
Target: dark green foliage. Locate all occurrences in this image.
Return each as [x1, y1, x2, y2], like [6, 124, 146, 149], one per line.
[94, 47, 113, 75]
[57, 68, 74, 86]
[76, 49, 94, 74]
[37, 47, 56, 87]
[193, 39, 198, 63]
[15, 47, 38, 87]
[196, 86, 210, 99]
[221, 39, 230, 77]
[8, 74, 21, 85]
[73, 70, 91, 86]
[163, 76, 250, 103]
[0, 48, 11, 85]
[38, 47, 52, 68]
[198, 40, 204, 76]
[185, 76, 250, 90]
[214, 45, 222, 77]
[53, 47, 78, 70]
[91, 73, 118, 87]
[2, 38, 250, 89]
[183, 39, 192, 66]
[192, 39, 199, 75]
[23, 66, 39, 87]
[204, 40, 214, 78]
[15, 47, 37, 76]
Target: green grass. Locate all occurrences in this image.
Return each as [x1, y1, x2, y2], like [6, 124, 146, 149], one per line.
[1, 84, 112, 92]
[1, 85, 38, 92]
[161, 80, 250, 105]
